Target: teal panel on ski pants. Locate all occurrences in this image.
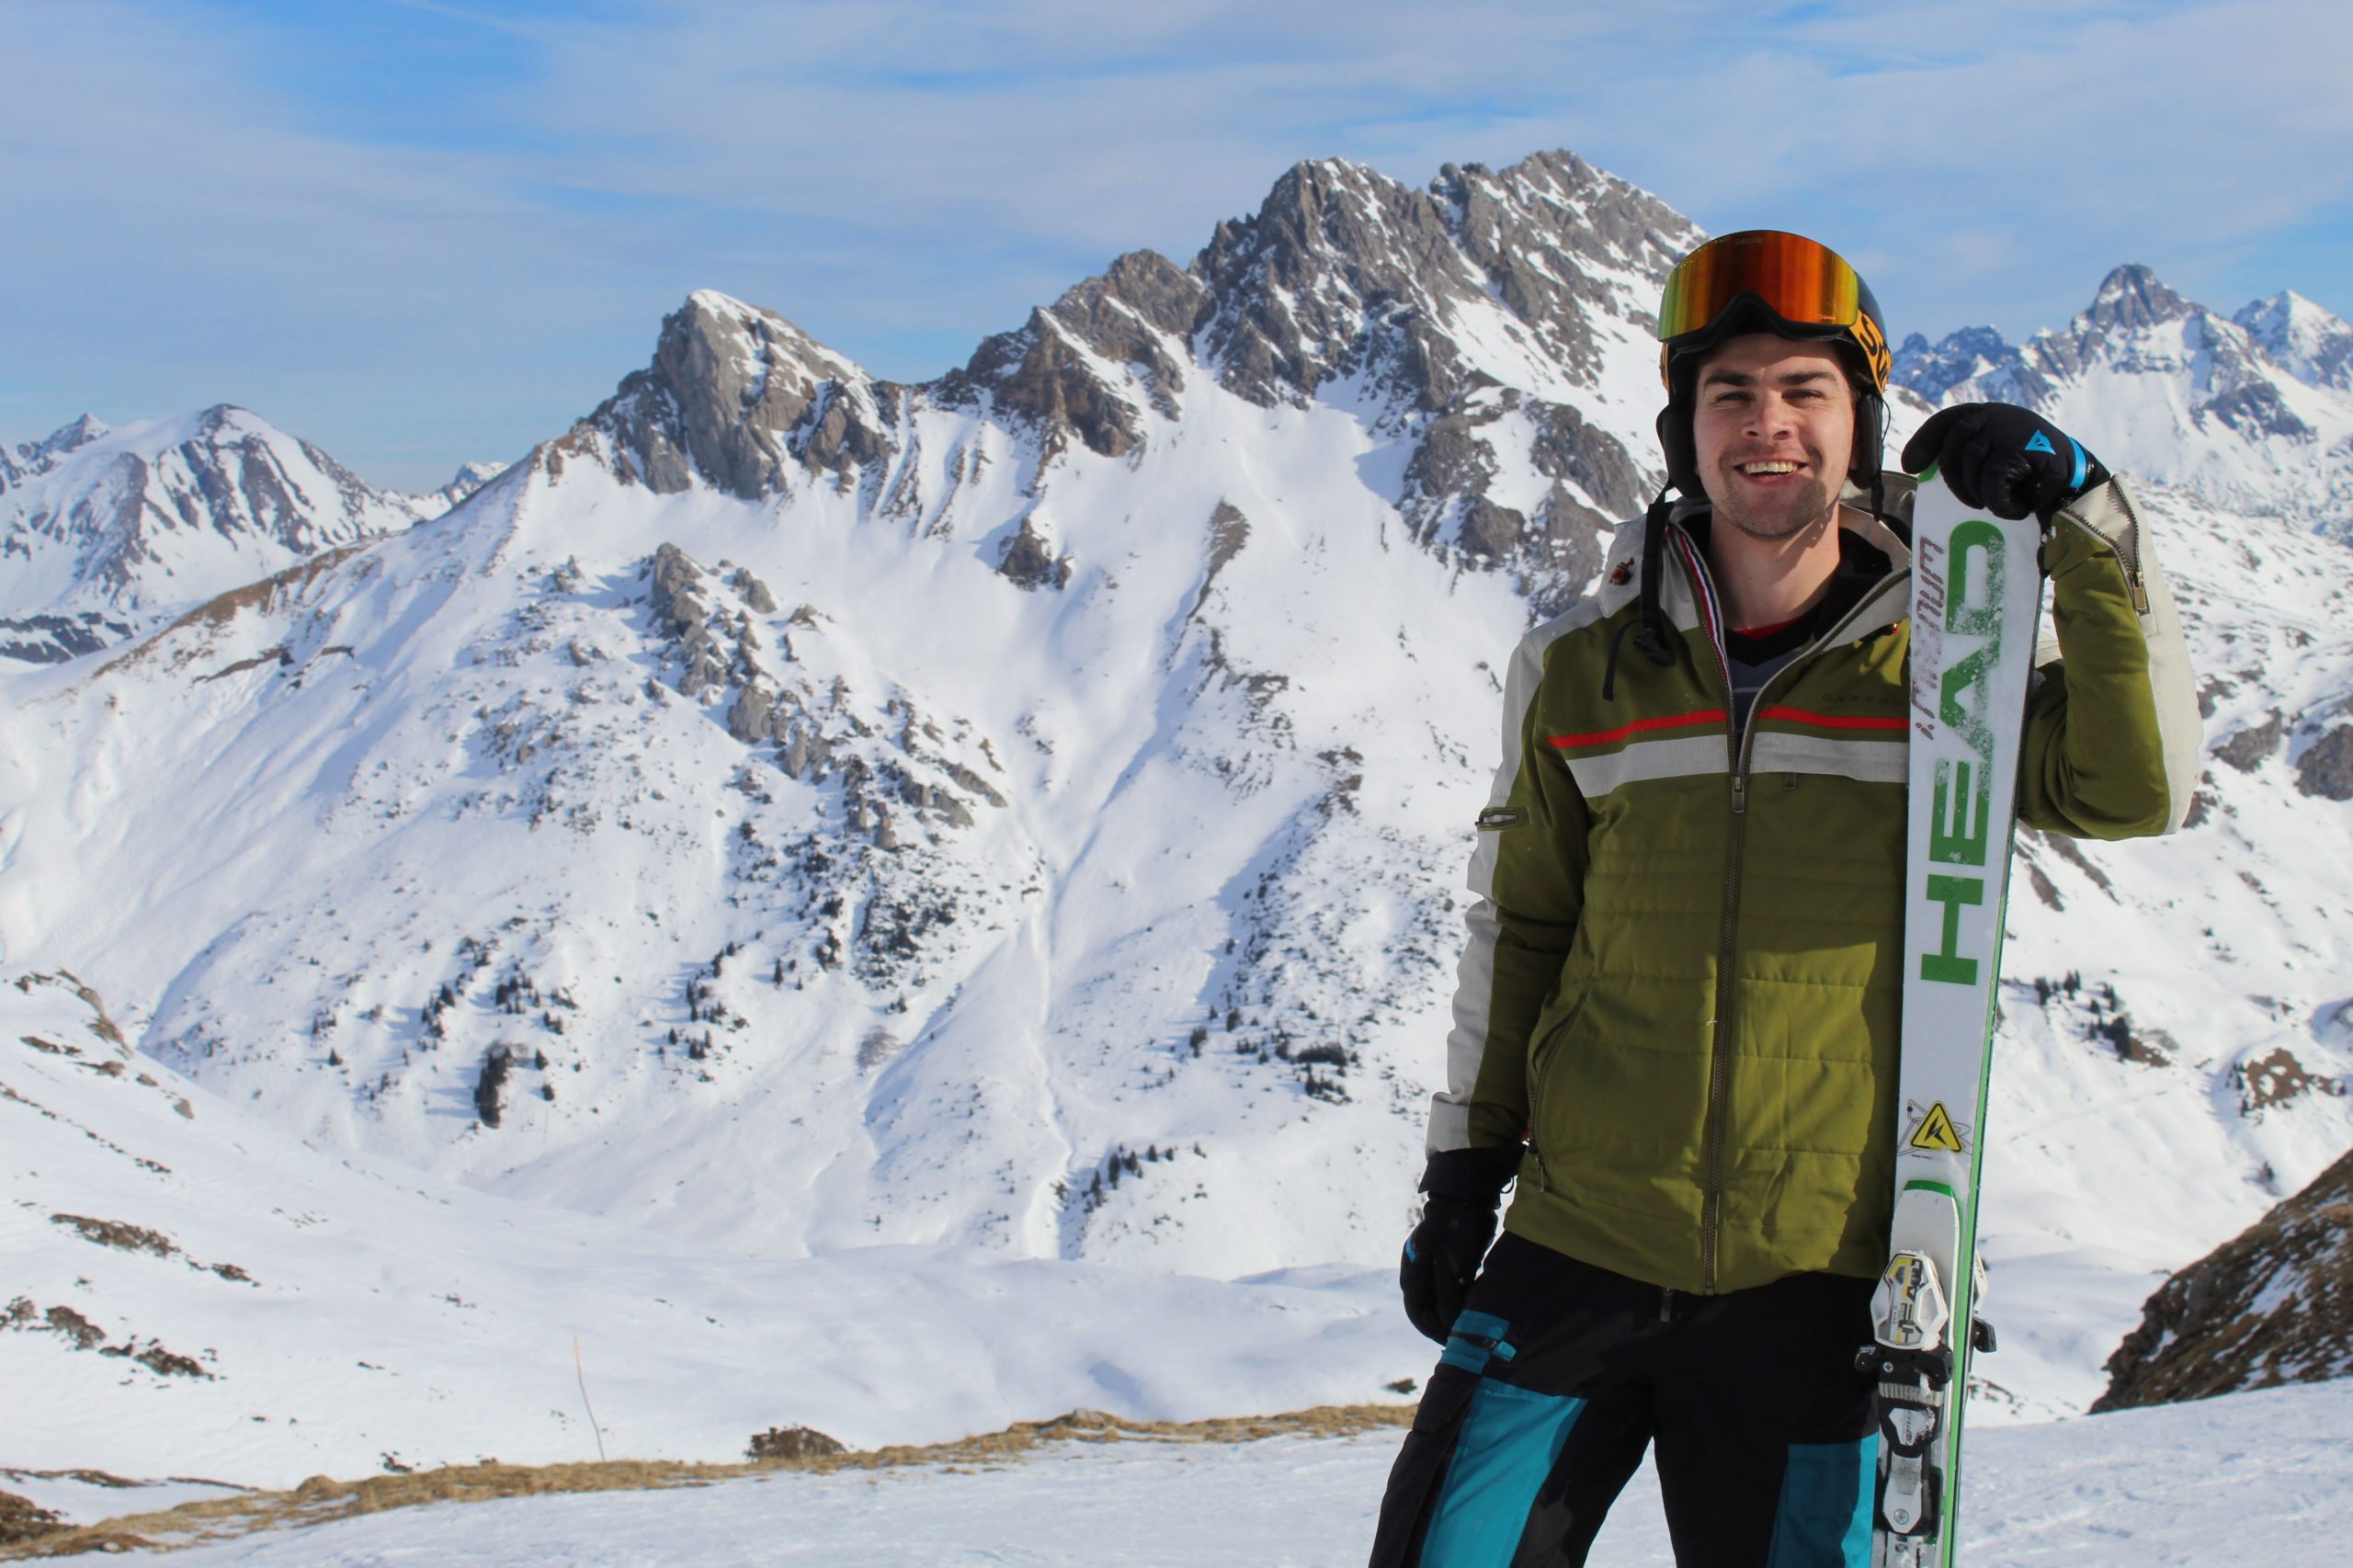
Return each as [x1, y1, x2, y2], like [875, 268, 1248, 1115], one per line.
[1367, 1234, 1878, 1568]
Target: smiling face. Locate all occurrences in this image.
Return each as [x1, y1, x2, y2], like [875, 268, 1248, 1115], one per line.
[1689, 334, 1857, 542]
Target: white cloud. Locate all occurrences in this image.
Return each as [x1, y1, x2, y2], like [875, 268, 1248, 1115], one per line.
[2, 0, 2348, 484]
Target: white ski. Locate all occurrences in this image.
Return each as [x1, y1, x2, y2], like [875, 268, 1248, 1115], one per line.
[1867, 470, 2042, 1568]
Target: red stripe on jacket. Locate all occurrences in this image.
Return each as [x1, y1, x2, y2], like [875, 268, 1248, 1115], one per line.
[1755, 706, 1908, 732]
[1548, 709, 1728, 751]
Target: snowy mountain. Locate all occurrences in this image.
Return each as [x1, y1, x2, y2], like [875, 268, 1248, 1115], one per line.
[1893, 266, 2353, 531]
[2235, 290, 2353, 393]
[0, 405, 473, 663]
[6, 148, 2353, 1491]
[0, 970, 1410, 1490]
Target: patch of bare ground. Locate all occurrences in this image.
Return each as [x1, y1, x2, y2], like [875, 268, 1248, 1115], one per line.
[0, 1403, 1415, 1560]
[0, 1494, 65, 1550]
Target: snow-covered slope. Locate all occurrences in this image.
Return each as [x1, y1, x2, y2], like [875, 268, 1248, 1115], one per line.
[1894, 267, 2353, 533]
[22, 1378, 2353, 1565]
[5, 150, 2353, 1488]
[0, 406, 483, 662]
[0, 971, 1415, 1489]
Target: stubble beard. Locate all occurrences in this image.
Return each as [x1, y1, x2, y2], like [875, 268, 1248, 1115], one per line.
[1708, 467, 1840, 543]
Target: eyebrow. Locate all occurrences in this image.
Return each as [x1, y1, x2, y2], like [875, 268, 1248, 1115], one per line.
[1699, 366, 1843, 390]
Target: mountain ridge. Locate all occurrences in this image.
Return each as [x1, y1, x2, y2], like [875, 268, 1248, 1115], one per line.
[6, 149, 2353, 1486]
[0, 405, 497, 663]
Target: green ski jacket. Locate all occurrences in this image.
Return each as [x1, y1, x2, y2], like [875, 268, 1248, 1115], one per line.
[1430, 472, 2199, 1295]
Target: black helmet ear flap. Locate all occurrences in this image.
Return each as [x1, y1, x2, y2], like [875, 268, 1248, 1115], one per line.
[1850, 390, 1888, 487]
[1655, 391, 1700, 499]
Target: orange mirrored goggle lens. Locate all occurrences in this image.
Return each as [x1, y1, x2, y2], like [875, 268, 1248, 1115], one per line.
[1656, 231, 1864, 341]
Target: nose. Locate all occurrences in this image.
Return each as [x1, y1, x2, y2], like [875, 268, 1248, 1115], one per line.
[1745, 391, 1799, 439]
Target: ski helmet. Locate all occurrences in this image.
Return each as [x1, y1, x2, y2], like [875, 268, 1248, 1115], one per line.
[1653, 229, 1893, 501]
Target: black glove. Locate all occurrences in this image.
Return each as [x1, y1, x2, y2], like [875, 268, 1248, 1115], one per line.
[1901, 403, 2110, 523]
[1399, 1144, 1521, 1344]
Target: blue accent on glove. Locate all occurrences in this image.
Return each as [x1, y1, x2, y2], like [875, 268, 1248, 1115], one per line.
[1902, 403, 2110, 522]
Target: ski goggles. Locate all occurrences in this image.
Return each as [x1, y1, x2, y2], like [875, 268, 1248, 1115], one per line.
[1656, 230, 1890, 390]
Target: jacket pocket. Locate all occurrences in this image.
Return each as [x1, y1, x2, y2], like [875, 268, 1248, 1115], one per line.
[1523, 983, 1592, 1187]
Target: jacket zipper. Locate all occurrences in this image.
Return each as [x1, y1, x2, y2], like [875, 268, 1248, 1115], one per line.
[2105, 489, 2152, 615]
[1667, 524, 1743, 1296]
[1673, 526, 1908, 1293]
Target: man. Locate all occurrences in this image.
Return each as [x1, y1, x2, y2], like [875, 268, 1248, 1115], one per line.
[1368, 230, 2198, 1566]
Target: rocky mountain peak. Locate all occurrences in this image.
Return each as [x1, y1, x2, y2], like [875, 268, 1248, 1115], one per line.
[951, 249, 1209, 460]
[23, 413, 111, 465]
[1, 403, 450, 657]
[1892, 324, 2049, 407]
[581, 291, 892, 500]
[2234, 290, 2353, 392]
[1177, 150, 1699, 606]
[2083, 263, 2196, 335]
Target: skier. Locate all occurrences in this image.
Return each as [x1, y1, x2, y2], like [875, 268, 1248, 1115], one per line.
[1369, 230, 2199, 1566]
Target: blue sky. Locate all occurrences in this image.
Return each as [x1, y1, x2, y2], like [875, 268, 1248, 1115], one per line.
[3, 0, 2347, 490]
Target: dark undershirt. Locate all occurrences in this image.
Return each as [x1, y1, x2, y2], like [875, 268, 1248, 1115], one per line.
[1711, 525, 1892, 734]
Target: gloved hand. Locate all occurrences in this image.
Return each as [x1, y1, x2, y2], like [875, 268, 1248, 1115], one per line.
[1901, 403, 2110, 523]
[1399, 1144, 1522, 1344]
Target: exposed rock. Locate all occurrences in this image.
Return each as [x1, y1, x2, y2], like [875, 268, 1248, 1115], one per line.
[2082, 264, 2197, 336]
[2207, 381, 2313, 442]
[1192, 151, 1696, 415]
[2095, 1145, 2353, 1411]
[0, 1489, 65, 1547]
[747, 1424, 847, 1463]
[0, 610, 135, 665]
[51, 1214, 175, 1256]
[2294, 724, 2353, 800]
[2233, 1044, 2342, 1115]
[1205, 501, 1250, 583]
[583, 291, 889, 499]
[999, 517, 1073, 590]
[1893, 324, 2056, 408]
[2027, 828, 2118, 900]
[647, 543, 706, 631]
[1456, 497, 1528, 562]
[731, 566, 779, 614]
[2235, 290, 2353, 392]
[1537, 485, 1610, 574]
[1, 405, 430, 642]
[1402, 411, 1498, 543]
[728, 683, 784, 744]
[2215, 710, 2283, 772]
[1525, 398, 1646, 520]
[779, 727, 825, 780]
[946, 761, 1007, 809]
[961, 310, 1145, 460]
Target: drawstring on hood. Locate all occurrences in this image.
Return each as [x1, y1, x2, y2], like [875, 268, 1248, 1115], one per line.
[1602, 491, 1683, 703]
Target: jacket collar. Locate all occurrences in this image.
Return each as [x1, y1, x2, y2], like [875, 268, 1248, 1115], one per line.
[1595, 472, 1916, 641]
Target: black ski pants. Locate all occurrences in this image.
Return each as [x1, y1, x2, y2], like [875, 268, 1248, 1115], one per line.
[1368, 1233, 1879, 1568]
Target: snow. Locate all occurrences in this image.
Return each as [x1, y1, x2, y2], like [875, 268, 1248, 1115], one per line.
[6, 150, 2353, 1548]
[1, 973, 1424, 1489]
[0, 403, 458, 628]
[50, 1380, 2353, 1564]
